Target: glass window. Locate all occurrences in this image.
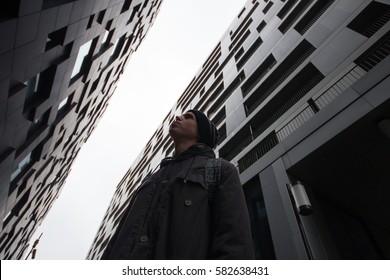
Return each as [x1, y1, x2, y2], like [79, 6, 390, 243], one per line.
[23, 67, 56, 112]
[110, 35, 126, 59]
[27, 109, 50, 139]
[102, 30, 109, 45]
[45, 27, 67, 51]
[58, 96, 69, 110]
[71, 40, 93, 78]
[110, 38, 119, 56]
[2, 210, 11, 223]
[243, 176, 276, 259]
[10, 152, 32, 182]
[24, 73, 41, 99]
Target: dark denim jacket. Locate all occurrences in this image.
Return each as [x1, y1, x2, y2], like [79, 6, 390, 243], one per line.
[102, 144, 254, 260]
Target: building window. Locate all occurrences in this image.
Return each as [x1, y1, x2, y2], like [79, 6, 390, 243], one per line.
[243, 176, 276, 259]
[2, 210, 12, 224]
[219, 125, 252, 161]
[217, 124, 227, 145]
[211, 107, 226, 127]
[121, 35, 133, 58]
[87, 14, 95, 29]
[128, 4, 141, 23]
[355, 31, 390, 72]
[45, 27, 67, 51]
[238, 131, 279, 173]
[10, 153, 32, 182]
[24, 67, 56, 111]
[101, 30, 115, 53]
[238, 7, 246, 18]
[256, 20, 266, 33]
[58, 96, 69, 111]
[96, 10, 106, 24]
[243, 40, 315, 114]
[294, 0, 336, 35]
[71, 40, 93, 78]
[262, 1, 273, 14]
[347, 1, 390, 38]
[246, 63, 324, 138]
[229, 28, 251, 51]
[208, 71, 245, 116]
[0, 1, 19, 20]
[24, 73, 40, 99]
[277, 0, 299, 19]
[121, 0, 133, 13]
[278, 0, 315, 34]
[237, 37, 263, 70]
[27, 109, 50, 139]
[11, 189, 31, 217]
[102, 30, 109, 45]
[11, 144, 43, 184]
[110, 35, 126, 59]
[241, 54, 276, 97]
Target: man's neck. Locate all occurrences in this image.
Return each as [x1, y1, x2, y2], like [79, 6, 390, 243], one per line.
[173, 141, 198, 157]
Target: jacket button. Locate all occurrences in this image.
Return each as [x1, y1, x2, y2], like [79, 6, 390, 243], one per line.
[184, 199, 192, 206]
[140, 235, 148, 242]
[161, 180, 168, 184]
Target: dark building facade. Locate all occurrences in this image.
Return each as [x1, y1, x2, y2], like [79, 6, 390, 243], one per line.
[0, 0, 163, 259]
[88, 0, 390, 259]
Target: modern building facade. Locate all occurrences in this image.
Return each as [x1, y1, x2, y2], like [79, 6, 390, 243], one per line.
[0, 0, 163, 259]
[88, 0, 390, 260]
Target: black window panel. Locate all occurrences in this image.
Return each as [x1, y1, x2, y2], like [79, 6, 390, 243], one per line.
[121, 0, 133, 13]
[262, 1, 273, 14]
[0, 1, 19, 21]
[355, 31, 390, 71]
[278, 0, 315, 34]
[45, 27, 67, 51]
[347, 1, 390, 38]
[243, 40, 315, 113]
[243, 176, 276, 259]
[277, 0, 298, 19]
[294, 0, 336, 35]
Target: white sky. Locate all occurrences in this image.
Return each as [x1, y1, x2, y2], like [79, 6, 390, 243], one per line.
[28, 0, 247, 259]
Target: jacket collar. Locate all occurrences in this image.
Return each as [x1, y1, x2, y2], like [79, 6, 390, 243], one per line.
[160, 144, 215, 166]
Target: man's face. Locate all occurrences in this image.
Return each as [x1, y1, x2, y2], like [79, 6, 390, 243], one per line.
[169, 111, 198, 142]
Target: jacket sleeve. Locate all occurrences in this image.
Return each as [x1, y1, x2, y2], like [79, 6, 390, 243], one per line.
[210, 160, 255, 259]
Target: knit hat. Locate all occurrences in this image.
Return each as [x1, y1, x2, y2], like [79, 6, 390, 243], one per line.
[188, 110, 219, 149]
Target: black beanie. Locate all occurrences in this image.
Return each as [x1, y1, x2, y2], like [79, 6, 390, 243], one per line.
[188, 110, 219, 149]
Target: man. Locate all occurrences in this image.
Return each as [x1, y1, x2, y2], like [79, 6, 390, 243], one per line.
[102, 110, 254, 259]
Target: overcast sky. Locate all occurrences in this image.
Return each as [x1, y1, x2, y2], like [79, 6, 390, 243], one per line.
[28, 0, 247, 259]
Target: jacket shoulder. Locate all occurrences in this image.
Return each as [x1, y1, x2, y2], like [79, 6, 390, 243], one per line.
[219, 158, 238, 172]
[215, 158, 239, 182]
